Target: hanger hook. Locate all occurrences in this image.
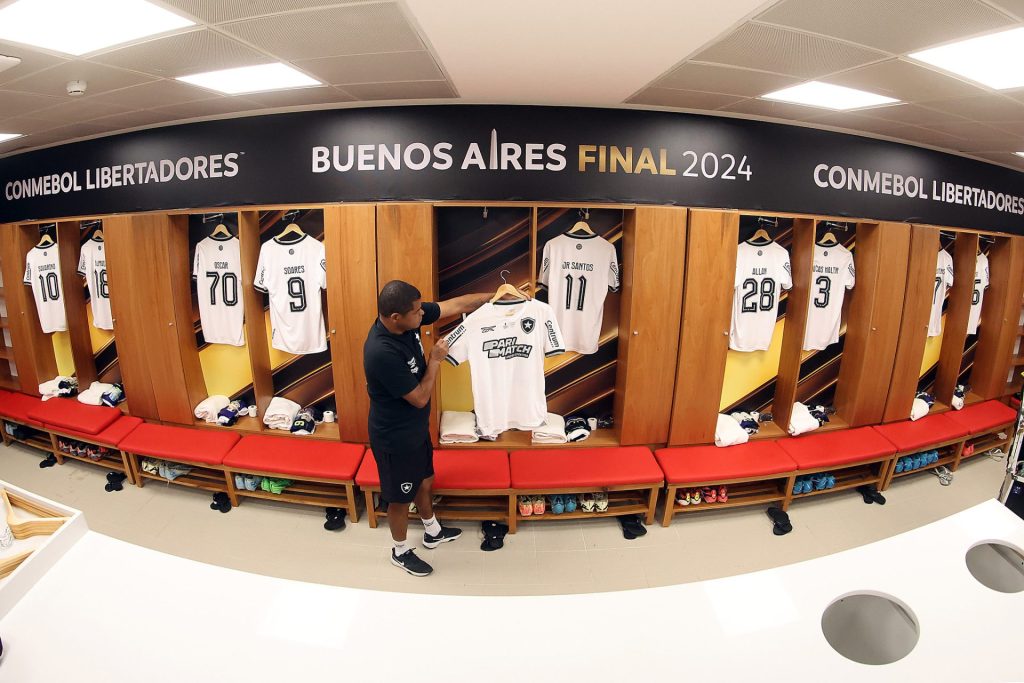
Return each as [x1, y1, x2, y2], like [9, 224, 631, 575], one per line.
[499, 269, 510, 284]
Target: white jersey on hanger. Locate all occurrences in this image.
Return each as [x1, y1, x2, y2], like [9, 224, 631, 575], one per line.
[730, 241, 792, 352]
[443, 298, 564, 438]
[23, 244, 67, 333]
[77, 237, 113, 330]
[193, 235, 244, 346]
[254, 235, 327, 355]
[538, 232, 620, 354]
[966, 252, 990, 335]
[928, 249, 955, 337]
[803, 243, 856, 351]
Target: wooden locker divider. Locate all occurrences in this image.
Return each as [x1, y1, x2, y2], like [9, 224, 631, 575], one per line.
[376, 203, 438, 441]
[0, 223, 58, 394]
[882, 225, 940, 422]
[166, 214, 209, 415]
[55, 221, 98, 388]
[933, 233, 978, 403]
[772, 218, 816, 432]
[834, 222, 911, 426]
[668, 210, 739, 445]
[971, 235, 1024, 398]
[238, 210, 274, 425]
[614, 207, 687, 445]
[324, 205, 378, 443]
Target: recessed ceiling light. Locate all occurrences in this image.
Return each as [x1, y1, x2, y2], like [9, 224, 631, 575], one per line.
[177, 63, 323, 95]
[910, 28, 1024, 90]
[0, 133, 25, 144]
[761, 81, 899, 111]
[0, 0, 194, 56]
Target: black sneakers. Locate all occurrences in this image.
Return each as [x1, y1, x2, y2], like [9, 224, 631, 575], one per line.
[391, 548, 433, 577]
[423, 525, 463, 549]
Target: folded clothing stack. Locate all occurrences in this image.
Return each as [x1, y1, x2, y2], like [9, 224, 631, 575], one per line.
[217, 398, 249, 426]
[39, 376, 77, 401]
[787, 402, 820, 436]
[100, 383, 125, 407]
[951, 384, 967, 410]
[532, 412, 567, 444]
[440, 411, 479, 444]
[77, 381, 116, 406]
[729, 411, 760, 435]
[564, 416, 591, 442]
[194, 395, 230, 423]
[715, 413, 749, 447]
[910, 391, 935, 421]
[264, 397, 300, 431]
[291, 406, 323, 435]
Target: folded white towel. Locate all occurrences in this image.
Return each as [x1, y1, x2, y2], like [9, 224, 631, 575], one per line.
[77, 382, 115, 406]
[440, 411, 479, 444]
[787, 402, 820, 436]
[39, 376, 73, 401]
[532, 412, 568, 444]
[910, 397, 930, 421]
[264, 396, 301, 431]
[195, 395, 230, 423]
[715, 413, 749, 447]
[951, 394, 965, 410]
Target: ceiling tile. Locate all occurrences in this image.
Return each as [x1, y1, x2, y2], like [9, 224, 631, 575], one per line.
[294, 51, 443, 86]
[1007, 89, 1024, 104]
[221, 4, 424, 61]
[651, 62, 800, 97]
[3, 61, 156, 98]
[808, 112, 933, 138]
[691, 23, 889, 79]
[851, 103, 972, 125]
[148, 97, 265, 119]
[922, 94, 1024, 122]
[827, 58, 988, 102]
[87, 110, 177, 131]
[756, 0, 1017, 54]
[715, 97, 828, 121]
[28, 99, 136, 123]
[992, 120, 1024, 136]
[160, 0, 366, 24]
[343, 80, 456, 101]
[626, 87, 747, 110]
[241, 86, 355, 107]
[0, 40, 68, 86]
[914, 121, 1023, 146]
[84, 79, 219, 109]
[988, 0, 1024, 20]
[0, 89, 65, 117]
[0, 116, 60, 135]
[92, 29, 271, 79]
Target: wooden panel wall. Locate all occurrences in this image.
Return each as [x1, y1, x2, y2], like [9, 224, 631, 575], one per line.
[55, 221, 98, 387]
[325, 205, 378, 442]
[166, 214, 208, 413]
[882, 225, 939, 422]
[835, 222, 910, 426]
[614, 207, 687, 445]
[238, 211, 275, 421]
[668, 210, 739, 445]
[773, 218, 815, 430]
[934, 233, 978, 402]
[971, 236, 1024, 398]
[376, 203, 439, 440]
[0, 224, 59, 394]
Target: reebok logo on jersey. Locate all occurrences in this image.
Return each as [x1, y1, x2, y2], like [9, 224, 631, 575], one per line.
[521, 317, 535, 333]
[481, 325, 496, 333]
[483, 337, 533, 359]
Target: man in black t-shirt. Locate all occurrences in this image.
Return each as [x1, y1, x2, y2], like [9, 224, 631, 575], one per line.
[364, 280, 490, 577]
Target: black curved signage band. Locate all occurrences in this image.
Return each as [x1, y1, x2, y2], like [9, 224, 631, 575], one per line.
[1, 105, 1022, 232]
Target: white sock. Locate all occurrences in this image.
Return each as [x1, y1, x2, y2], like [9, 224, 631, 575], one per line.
[393, 539, 413, 556]
[423, 515, 441, 536]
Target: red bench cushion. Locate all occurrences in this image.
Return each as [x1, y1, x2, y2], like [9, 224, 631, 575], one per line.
[27, 399, 121, 435]
[655, 441, 797, 485]
[0, 392, 45, 428]
[777, 427, 896, 470]
[946, 400, 1017, 435]
[357, 449, 510, 489]
[224, 436, 365, 481]
[46, 416, 143, 447]
[119, 423, 240, 465]
[872, 412, 969, 452]
[509, 447, 662, 489]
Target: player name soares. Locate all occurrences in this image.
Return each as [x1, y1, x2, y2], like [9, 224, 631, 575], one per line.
[283, 265, 306, 274]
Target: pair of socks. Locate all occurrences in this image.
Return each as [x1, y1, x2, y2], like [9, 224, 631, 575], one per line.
[392, 515, 442, 554]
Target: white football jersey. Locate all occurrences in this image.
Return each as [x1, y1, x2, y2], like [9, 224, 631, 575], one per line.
[928, 249, 955, 337]
[803, 244, 856, 351]
[730, 241, 792, 352]
[23, 244, 67, 333]
[444, 299, 564, 437]
[966, 252, 990, 335]
[538, 233, 620, 354]
[193, 236, 244, 346]
[76, 237, 113, 330]
[254, 235, 327, 355]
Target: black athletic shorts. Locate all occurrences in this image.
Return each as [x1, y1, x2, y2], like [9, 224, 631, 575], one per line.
[370, 438, 434, 505]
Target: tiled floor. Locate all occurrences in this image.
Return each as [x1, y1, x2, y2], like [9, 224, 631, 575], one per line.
[0, 442, 1010, 595]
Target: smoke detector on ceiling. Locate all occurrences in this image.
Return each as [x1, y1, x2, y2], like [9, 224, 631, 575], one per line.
[66, 79, 87, 96]
[0, 54, 21, 75]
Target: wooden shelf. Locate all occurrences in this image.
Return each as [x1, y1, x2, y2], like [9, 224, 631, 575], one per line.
[0, 347, 13, 361]
[442, 427, 619, 449]
[138, 467, 226, 493]
[259, 421, 340, 441]
[672, 479, 787, 513]
[192, 415, 263, 434]
[790, 465, 880, 500]
[516, 490, 648, 522]
[1012, 357, 1024, 367]
[748, 421, 786, 441]
[890, 454, 955, 481]
[56, 449, 126, 473]
[236, 486, 349, 508]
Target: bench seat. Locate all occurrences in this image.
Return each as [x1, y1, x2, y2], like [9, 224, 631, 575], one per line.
[0, 391, 45, 428]
[509, 447, 662, 489]
[946, 400, 1017, 435]
[872, 412, 969, 452]
[357, 449, 510, 490]
[45, 415, 143, 448]
[28, 398, 121, 435]
[224, 436, 365, 481]
[777, 426, 896, 470]
[655, 441, 797, 484]
[119, 423, 240, 466]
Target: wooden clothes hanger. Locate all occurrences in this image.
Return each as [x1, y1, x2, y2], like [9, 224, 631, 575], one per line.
[748, 228, 772, 244]
[210, 223, 232, 238]
[568, 220, 594, 235]
[275, 222, 306, 241]
[36, 232, 54, 247]
[92, 228, 104, 241]
[818, 231, 838, 246]
[489, 269, 529, 304]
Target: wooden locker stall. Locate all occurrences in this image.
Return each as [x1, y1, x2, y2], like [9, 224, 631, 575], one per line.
[54, 220, 98, 388]
[772, 218, 816, 432]
[834, 222, 910, 427]
[668, 209, 739, 445]
[0, 223, 58, 394]
[970, 235, 1024, 398]
[882, 225, 940, 422]
[237, 210, 275, 426]
[613, 206, 687, 445]
[933, 233, 979, 404]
